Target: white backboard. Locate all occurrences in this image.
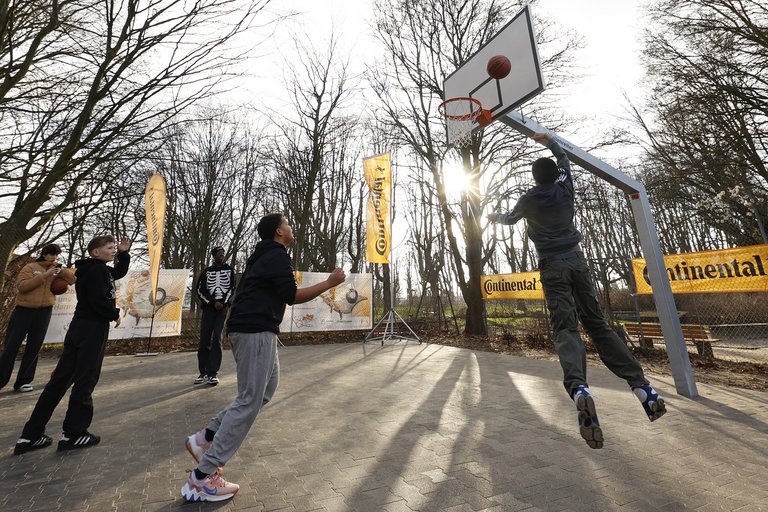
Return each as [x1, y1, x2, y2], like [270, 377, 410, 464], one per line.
[442, 6, 545, 144]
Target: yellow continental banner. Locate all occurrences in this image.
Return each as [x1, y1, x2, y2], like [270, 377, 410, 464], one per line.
[632, 244, 768, 294]
[145, 173, 167, 304]
[481, 271, 545, 300]
[364, 153, 391, 264]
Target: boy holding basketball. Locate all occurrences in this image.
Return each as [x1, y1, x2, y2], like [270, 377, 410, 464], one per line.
[487, 133, 666, 449]
[14, 235, 131, 455]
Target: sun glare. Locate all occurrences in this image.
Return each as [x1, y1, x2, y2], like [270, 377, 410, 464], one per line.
[442, 163, 472, 196]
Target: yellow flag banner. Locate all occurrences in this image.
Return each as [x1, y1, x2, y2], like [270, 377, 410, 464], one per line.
[364, 153, 391, 264]
[631, 244, 768, 295]
[145, 173, 167, 304]
[481, 271, 545, 300]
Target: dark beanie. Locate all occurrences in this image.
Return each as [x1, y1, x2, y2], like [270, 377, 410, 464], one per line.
[211, 246, 225, 256]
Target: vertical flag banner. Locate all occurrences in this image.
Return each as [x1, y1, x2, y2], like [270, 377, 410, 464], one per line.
[364, 153, 391, 264]
[145, 173, 167, 304]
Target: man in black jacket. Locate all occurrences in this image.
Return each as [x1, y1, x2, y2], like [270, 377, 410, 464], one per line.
[180, 213, 345, 502]
[14, 235, 131, 455]
[194, 246, 235, 385]
[488, 133, 666, 450]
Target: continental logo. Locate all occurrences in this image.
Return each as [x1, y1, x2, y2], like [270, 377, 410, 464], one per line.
[481, 272, 545, 300]
[632, 245, 768, 294]
[364, 154, 391, 264]
[148, 188, 161, 246]
[371, 171, 388, 255]
[641, 255, 766, 284]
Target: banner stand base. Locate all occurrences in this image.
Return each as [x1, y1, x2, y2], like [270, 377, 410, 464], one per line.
[135, 352, 159, 357]
[364, 308, 421, 347]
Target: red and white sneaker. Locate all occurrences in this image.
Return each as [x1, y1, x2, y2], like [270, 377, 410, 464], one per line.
[181, 468, 239, 502]
[185, 428, 211, 463]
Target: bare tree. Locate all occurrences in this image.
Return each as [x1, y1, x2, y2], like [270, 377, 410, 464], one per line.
[153, 108, 267, 297]
[265, 33, 363, 272]
[370, 0, 579, 334]
[633, 0, 768, 249]
[0, 0, 276, 290]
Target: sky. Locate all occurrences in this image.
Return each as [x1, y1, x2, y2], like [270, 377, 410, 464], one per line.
[260, 0, 650, 145]
[253, 0, 652, 262]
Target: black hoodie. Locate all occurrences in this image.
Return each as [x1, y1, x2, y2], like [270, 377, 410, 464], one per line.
[226, 240, 297, 334]
[496, 139, 582, 258]
[72, 251, 130, 322]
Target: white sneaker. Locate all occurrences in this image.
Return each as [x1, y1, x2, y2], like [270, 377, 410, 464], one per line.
[181, 469, 239, 502]
[16, 384, 34, 392]
[185, 428, 211, 463]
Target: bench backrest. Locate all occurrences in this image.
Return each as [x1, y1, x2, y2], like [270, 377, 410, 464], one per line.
[623, 322, 711, 340]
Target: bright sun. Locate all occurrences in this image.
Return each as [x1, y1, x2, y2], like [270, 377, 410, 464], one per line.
[442, 162, 472, 195]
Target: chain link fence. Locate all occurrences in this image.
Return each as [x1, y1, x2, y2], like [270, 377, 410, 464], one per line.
[484, 254, 768, 363]
[3, 251, 767, 365]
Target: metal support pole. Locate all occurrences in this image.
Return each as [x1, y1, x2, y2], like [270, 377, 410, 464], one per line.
[363, 153, 421, 347]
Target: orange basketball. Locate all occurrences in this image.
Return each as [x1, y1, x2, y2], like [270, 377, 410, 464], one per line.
[50, 277, 69, 295]
[487, 55, 511, 79]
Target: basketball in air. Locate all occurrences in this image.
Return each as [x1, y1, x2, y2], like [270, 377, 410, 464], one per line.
[50, 277, 70, 295]
[486, 55, 511, 79]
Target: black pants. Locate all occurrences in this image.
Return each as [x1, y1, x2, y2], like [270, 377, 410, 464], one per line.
[539, 254, 648, 396]
[21, 318, 109, 440]
[0, 306, 53, 390]
[198, 307, 225, 375]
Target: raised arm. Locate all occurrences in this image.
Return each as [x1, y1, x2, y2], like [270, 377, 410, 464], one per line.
[533, 132, 571, 184]
[110, 237, 132, 280]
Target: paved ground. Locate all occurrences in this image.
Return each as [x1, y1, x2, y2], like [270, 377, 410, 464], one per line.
[0, 342, 766, 512]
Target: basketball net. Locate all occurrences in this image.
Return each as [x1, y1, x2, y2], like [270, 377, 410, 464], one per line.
[439, 97, 492, 148]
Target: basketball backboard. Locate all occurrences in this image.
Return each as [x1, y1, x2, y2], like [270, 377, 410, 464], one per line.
[442, 5, 545, 144]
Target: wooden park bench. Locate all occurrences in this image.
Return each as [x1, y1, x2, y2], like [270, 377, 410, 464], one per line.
[623, 322, 719, 357]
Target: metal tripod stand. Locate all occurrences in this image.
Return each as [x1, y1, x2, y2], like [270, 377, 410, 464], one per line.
[365, 307, 421, 346]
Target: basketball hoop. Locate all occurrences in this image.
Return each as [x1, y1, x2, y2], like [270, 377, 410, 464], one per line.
[439, 97, 492, 148]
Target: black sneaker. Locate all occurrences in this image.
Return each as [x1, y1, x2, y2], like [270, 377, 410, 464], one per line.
[193, 374, 208, 385]
[14, 434, 53, 455]
[58, 432, 101, 451]
[208, 375, 219, 386]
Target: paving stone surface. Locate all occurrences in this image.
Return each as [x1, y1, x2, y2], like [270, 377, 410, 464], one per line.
[0, 342, 766, 511]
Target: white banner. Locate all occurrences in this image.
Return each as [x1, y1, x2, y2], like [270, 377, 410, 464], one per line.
[44, 269, 190, 343]
[280, 272, 373, 332]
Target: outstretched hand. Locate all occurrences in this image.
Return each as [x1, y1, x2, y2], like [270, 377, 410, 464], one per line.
[117, 237, 133, 252]
[532, 132, 551, 145]
[327, 267, 346, 287]
[487, 213, 499, 223]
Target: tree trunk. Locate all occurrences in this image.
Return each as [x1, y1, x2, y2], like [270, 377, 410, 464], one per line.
[462, 153, 487, 335]
[0, 232, 21, 293]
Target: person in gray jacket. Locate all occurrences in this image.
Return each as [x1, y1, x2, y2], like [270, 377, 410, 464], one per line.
[488, 132, 666, 450]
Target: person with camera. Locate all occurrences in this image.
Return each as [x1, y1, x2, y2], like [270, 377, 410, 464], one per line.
[0, 244, 75, 393]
